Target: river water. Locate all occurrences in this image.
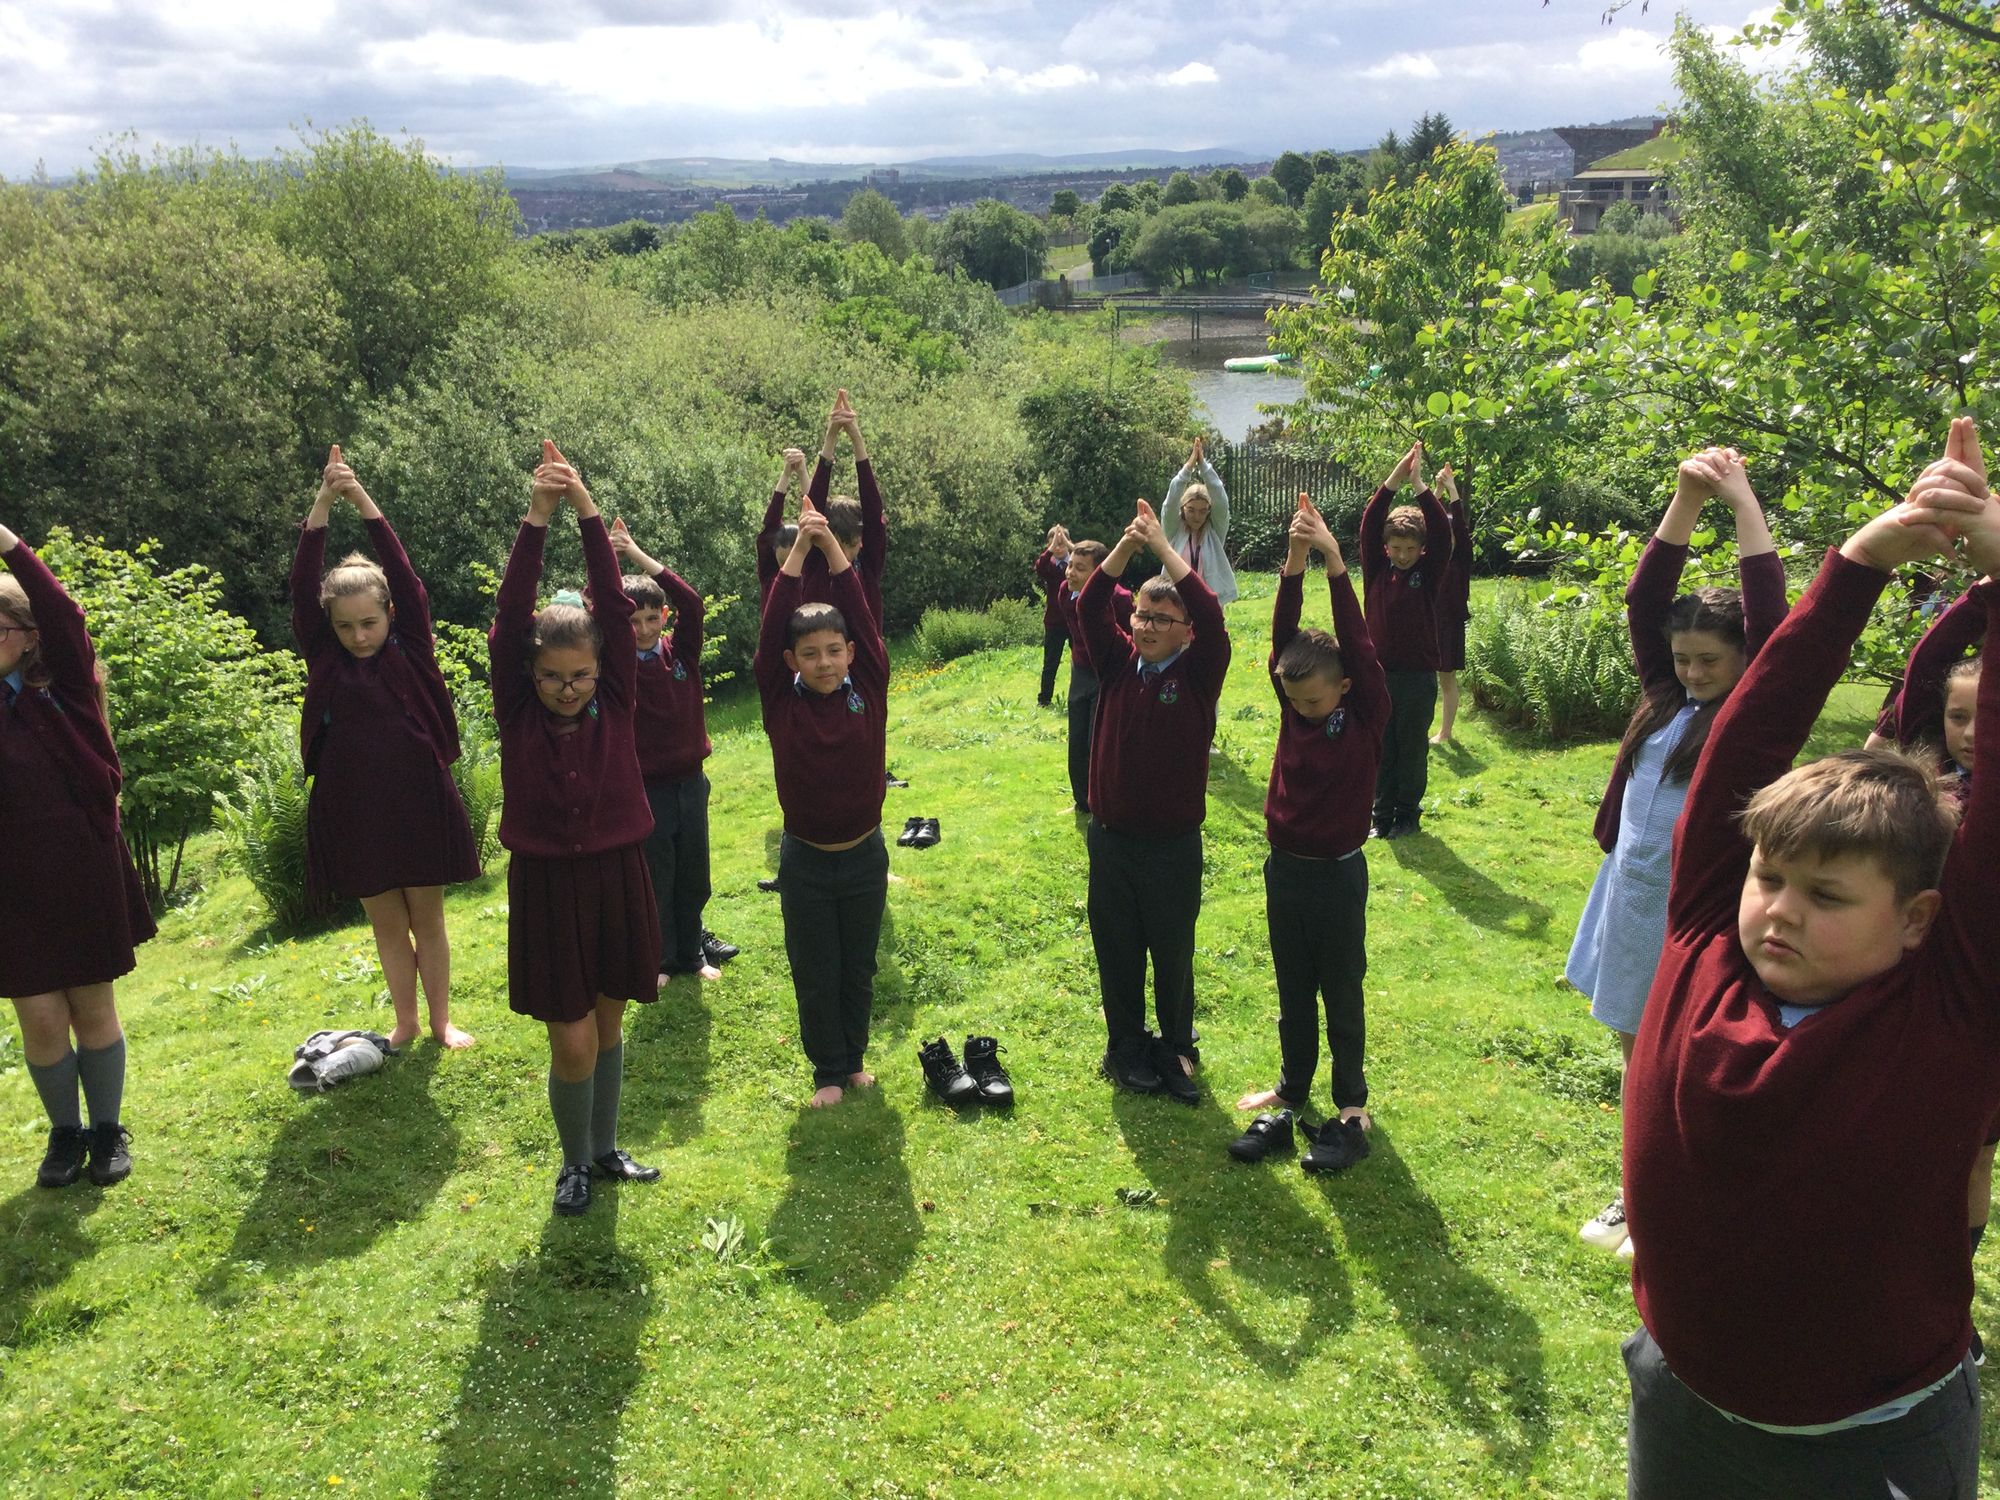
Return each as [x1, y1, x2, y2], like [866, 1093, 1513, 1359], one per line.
[1148, 327, 1305, 442]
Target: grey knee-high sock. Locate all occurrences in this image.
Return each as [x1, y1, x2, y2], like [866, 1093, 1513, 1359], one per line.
[547, 1070, 595, 1169]
[77, 1038, 126, 1127]
[27, 1050, 81, 1129]
[590, 1044, 623, 1161]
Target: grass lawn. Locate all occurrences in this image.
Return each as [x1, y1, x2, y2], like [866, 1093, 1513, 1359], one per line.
[0, 575, 1978, 1497]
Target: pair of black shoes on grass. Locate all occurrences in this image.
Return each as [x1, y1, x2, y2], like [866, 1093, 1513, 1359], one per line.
[920, 1036, 1013, 1107]
[896, 817, 941, 848]
[554, 1149, 661, 1217]
[37, 1123, 132, 1189]
[1228, 1109, 1370, 1173]
[1101, 1035, 1201, 1105]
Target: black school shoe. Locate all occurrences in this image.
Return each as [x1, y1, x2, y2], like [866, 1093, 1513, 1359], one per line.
[87, 1123, 132, 1186]
[701, 929, 739, 966]
[757, 877, 780, 893]
[1148, 1036, 1201, 1105]
[910, 817, 941, 849]
[554, 1164, 593, 1216]
[886, 770, 910, 789]
[1101, 1039, 1164, 1094]
[1301, 1116, 1371, 1174]
[963, 1036, 1014, 1106]
[920, 1037, 982, 1106]
[36, 1125, 88, 1189]
[592, 1149, 661, 1183]
[896, 816, 924, 847]
[1229, 1110, 1296, 1163]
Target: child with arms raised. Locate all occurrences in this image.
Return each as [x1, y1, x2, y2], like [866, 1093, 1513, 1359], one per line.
[1034, 524, 1072, 708]
[0, 518, 155, 1188]
[294, 446, 480, 1050]
[756, 497, 891, 1108]
[1358, 442, 1453, 838]
[1162, 436, 1238, 607]
[1622, 419, 2000, 1496]
[1054, 537, 1134, 811]
[1083, 498, 1232, 1102]
[1567, 447, 1784, 1255]
[1431, 464, 1472, 746]
[492, 442, 661, 1217]
[1234, 497, 1389, 1172]
[609, 517, 733, 983]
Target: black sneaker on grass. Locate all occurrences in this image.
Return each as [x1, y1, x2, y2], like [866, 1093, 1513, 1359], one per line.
[86, 1123, 131, 1186]
[963, 1036, 1014, 1106]
[36, 1125, 88, 1189]
[1149, 1037, 1200, 1106]
[1101, 1040, 1163, 1095]
[919, 1037, 982, 1107]
[1301, 1116, 1371, 1174]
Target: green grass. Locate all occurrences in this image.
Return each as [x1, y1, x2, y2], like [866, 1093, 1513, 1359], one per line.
[0, 576, 1971, 1497]
[1586, 136, 1685, 172]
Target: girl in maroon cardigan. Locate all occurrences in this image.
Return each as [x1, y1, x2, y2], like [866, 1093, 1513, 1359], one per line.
[0, 519, 155, 1189]
[294, 446, 480, 1051]
[492, 443, 662, 1217]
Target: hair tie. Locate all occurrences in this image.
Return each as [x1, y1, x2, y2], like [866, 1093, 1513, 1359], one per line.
[551, 589, 585, 608]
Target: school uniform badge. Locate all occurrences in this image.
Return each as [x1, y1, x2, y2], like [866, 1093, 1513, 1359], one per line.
[847, 688, 865, 714]
[1324, 707, 1347, 739]
[671, 661, 687, 681]
[1157, 679, 1179, 705]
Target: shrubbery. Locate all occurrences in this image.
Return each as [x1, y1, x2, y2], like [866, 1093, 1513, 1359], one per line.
[909, 599, 1042, 666]
[1463, 588, 1638, 741]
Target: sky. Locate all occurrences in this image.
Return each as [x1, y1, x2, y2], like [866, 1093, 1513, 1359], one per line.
[0, 1, 1785, 179]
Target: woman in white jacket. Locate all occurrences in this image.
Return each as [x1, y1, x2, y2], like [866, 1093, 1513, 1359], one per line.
[1162, 437, 1237, 606]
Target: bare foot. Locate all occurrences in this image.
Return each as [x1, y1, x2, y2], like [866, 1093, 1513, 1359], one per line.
[1179, 1054, 1196, 1076]
[431, 1023, 476, 1050]
[387, 1023, 420, 1052]
[656, 972, 672, 991]
[1429, 734, 1452, 747]
[696, 963, 722, 982]
[1339, 1106, 1373, 1130]
[846, 1071, 877, 1090]
[810, 1085, 845, 1109]
[1237, 1088, 1285, 1112]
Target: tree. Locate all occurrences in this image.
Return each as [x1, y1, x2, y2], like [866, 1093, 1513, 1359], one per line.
[931, 199, 1048, 289]
[1162, 171, 1201, 207]
[1220, 168, 1249, 203]
[839, 187, 908, 262]
[1405, 112, 1458, 166]
[1088, 208, 1142, 275]
[1098, 181, 1136, 213]
[1270, 150, 1316, 206]
[1248, 176, 1287, 206]
[1311, 150, 1343, 177]
[1050, 189, 1083, 221]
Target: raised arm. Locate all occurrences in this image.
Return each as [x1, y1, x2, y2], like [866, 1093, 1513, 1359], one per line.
[366, 514, 436, 652]
[291, 518, 332, 655]
[1330, 565, 1390, 729]
[1412, 486, 1451, 571]
[1358, 485, 1391, 590]
[1709, 449, 1788, 657]
[1081, 551, 1136, 682]
[1896, 587, 1987, 750]
[828, 561, 887, 696]
[757, 571, 802, 708]
[1622, 456, 1719, 691]
[1202, 455, 1230, 540]
[1937, 580, 2000, 999]
[0, 530, 97, 703]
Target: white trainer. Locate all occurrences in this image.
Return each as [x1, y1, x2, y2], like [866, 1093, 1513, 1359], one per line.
[1579, 1194, 1631, 1252]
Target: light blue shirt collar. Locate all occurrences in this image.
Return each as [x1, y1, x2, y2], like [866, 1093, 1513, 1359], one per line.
[1137, 646, 1187, 680]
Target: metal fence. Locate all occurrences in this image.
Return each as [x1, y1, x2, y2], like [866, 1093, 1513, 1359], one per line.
[1209, 438, 1370, 567]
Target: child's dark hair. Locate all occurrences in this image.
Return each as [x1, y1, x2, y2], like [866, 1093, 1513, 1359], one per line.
[772, 522, 799, 554]
[622, 573, 666, 611]
[824, 497, 863, 548]
[1944, 655, 1983, 698]
[529, 595, 602, 664]
[1136, 576, 1185, 617]
[788, 602, 850, 647]
[320, 552, 391, 612]
[1276, 628, 1344, 684]
[1384, 506, 1427, 543]
[1071, 540, 1108, 567]
[1612, 586, 1747, 787]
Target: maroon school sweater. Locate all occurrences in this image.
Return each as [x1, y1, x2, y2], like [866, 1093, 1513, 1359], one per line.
[1358, 485, 1453, 671]
[1264, 570, 1390, 859]
[756, 565, 889, 845]
[1035, 549, 1067, 631]
[1057, 581, 1133, 677]
[1437, 495, 1473, 626]
[0, 543, 126, 826]
[1894, 585, 1985, 759]
[1081, 567, 1231, 836]
[488, 516, 654, 859]
[757, 458, 887, 627]
[1626, 552, 2000, 1426]
[293, 517, 462, 775]
[633, 565, 712, 784]
[1590, 539, 1789, 854]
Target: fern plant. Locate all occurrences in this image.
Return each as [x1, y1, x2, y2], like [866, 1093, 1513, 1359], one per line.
[212, 735, 348, 931]
[1464, 588, 1638, 741]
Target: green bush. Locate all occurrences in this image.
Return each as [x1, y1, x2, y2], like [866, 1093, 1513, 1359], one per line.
[909, 598, 1041, 666]
[452, 723, 504, 871]
[1463, 588, 1638, 741]
[213, 737, 349, 932]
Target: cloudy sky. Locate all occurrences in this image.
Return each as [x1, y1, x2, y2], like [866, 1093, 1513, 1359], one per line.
[1, 1, 1782, 178]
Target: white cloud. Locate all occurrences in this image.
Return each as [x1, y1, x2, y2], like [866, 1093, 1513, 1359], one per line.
[1157, 61, 1218, 87]
[1360, 51, 1440, 82]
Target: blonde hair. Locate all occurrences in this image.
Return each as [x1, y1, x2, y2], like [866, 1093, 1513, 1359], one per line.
[1739, 748, 1959, 901]
[1384, 506, 1428, 543]
[1180, 483, 1212, 512]
[320, 552, 390, 612]
[0, 575, 49, 691]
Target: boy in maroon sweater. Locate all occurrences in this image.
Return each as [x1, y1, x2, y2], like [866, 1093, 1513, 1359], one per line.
[1622, 419, 2000, 1495]
[756, 391, 886, 627]
[1359, 442, 1452, 839]
[1034, 524, 1072, 708]
[609, 518, 734, 984]
[1082, 499, 1231, 1101]
[756, 498, 891, 1109]
[1235, 498, 1389, 1166]
[1053, 538, 1135, 810]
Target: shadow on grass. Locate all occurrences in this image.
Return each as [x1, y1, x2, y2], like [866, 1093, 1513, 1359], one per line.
[426, 1192, 653, 1500]
[0, 1186, 104, 1350]
[622, 977, 712, 1148]
[1430, 738, 1489, 776]
[870, 906, 913, 1046]
[1387, 833, 1552, 938]
[767, 1090, 921, 1323]
[1111, 1089, 1352, 1376]
[1204, 740, 1271, 824]
[199, 1047, 456, 1300]
[1319, 1129, 1551, 1471]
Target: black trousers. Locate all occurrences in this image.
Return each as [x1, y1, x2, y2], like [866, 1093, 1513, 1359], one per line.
[778, 830, 888, 1087]
[1067, 664, 1100, 808]
[1087, 819, 1200, 1056]
[643, 774, 712, 973]
[1039, 625, 1068, 706]
[1374, 669, 1439, 825]
[1265, 848, 1370, 1110]
[1623, 1326, 1978, 1500]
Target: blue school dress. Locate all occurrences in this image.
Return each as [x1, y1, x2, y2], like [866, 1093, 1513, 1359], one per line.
[1565, 701, 1698, 1034]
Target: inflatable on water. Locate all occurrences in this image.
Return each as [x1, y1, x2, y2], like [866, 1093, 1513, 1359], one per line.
[1221, 353, 1296, 373]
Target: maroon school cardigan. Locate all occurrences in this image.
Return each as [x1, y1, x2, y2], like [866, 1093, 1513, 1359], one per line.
[1894, 585, 1985, 760]
[1590, 539, 1789, 854]
[633, 566, 712, 784]
[1264, 570, 1391, 859]
[292, 517, 462, 775]
[1358, 485, 1453, 671]
[1035, 549, 1067, 631]
[1081, 566, 1231, 836]
[755, 565, 889, 846]
[1437, 494, 1473, 626]
[488, 516, 653, 859]
[0, 543, 125, 824]
[1057, 581, 1132, 676]
[1626, 555, 2000, 1426]
[756, 458, 887, 627]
